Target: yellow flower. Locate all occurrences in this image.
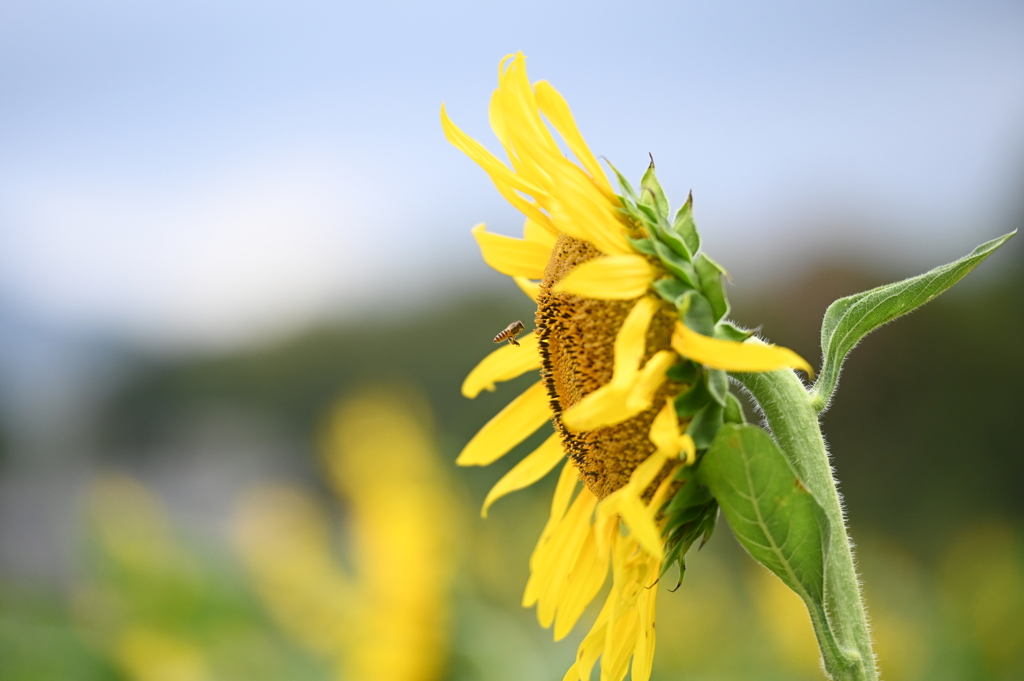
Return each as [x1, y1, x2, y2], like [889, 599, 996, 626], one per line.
[444, 53, 810, 681]
[235, 388, 457, 681]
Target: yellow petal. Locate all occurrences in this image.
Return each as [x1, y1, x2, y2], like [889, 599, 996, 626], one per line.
[548, 162, 631, 256]
[456, 381, 550, 466]
[648, 401, 695, 464]
[443, 102, 556, 231]
[671, 321, 814, 377]
[613, 296, 660, 385]
[533, 80, 616, 200]
[649, 401, 681, 455]
[535, 490, 597, 628]
[489, 87, 552, 193]
[481, 434, 563, 517]
[513, 276, 541, 302]
[525, 459, 580, 610]
[576, 597, 612, 681]
[560, 384, 631, 432]
[602, 606, 640, 681]
[462, 331, 541, 398]
[472, 223, 551, 279]
[553, 525, 608, 641]
[626, 350, 676, 412]
[679, 435, 696, 466]
[523, 217, 557, 247]
[494, 181, 557, 232]
[627, 450, 670, 496]
[630, 573, 658, 681]
[615, 493, 664, 561]
[551, 254, 657, 300]
[650, 461, 684, 509]
[441, 103, 543, 197]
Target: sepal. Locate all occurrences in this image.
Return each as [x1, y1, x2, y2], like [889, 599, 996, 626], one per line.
[671, 192, 700, 256]
[686, 400, 724, 449]
[695, 253, 730, 323]
[713, 321, 754, 342]
[640, 157, 670, 223]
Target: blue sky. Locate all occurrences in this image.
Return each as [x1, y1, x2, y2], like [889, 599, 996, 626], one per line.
[1, 0, 1022, 349]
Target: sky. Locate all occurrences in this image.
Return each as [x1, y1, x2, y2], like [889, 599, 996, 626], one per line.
[1, 0, 1022, 350]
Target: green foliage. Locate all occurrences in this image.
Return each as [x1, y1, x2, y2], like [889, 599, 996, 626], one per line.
[672, 192, 700, 256]
[660, 466, 718, 584]
[811, 230, 1016, 411]
[698, 423, 845, 667]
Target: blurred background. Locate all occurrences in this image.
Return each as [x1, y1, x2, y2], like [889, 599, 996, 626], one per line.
[1, 1, 1023, 680]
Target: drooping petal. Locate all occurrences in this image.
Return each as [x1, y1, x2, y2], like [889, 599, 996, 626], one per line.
[553, 519, 614, 640]
[513, 276, 541, 302]
[552, 254, 657, 300]
[456, 381, 550, 466]
[613, 493, 664, 561]
[472, 224, 551, 279]
[533, 80, 616, 200]
[626, 350, 677, 412]
[630, 565, 659, 681]
[534, 490, 598, 628]
[525, 460, 580, 607]
[602, 605, 640, 681]
[560, 384, 631, 432]
[648, 401, 695, 464]
[572, 598, 611, 681]
[613, 296, 660, 385]
[481, 434, 564, 517]
[462, 331, 541, 398]
[671, 322, 814, 376]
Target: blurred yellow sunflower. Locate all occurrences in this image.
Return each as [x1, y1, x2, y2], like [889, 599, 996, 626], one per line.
[443, 53, 811, 681]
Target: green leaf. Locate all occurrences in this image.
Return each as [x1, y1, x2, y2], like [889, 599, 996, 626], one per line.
[663, 471, 713, 524]
[651, 239, 699, 288]
[652, 277, 693, 305]
[666, 360, 698, 384]
[680, 291, 716, 336]
[698, 424, 835, 649]
[714, 321, 754, 342]
[660, 467, 718, 582]
[640, 158, 670, 222]
[695, 253, 730, 323]
[686, 400, 724, 449]
[724, 392, 746, 424]
[674, 376, 710, 417]
[706, 369, 729, 407]
[812, 230, 1016, 411]
[671, 192, 701, 255]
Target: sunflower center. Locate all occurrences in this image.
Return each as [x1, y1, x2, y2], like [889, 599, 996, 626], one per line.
[536, 234, 678, 499]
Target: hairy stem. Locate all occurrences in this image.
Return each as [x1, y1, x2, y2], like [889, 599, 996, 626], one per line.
[734, 369, 877, 681]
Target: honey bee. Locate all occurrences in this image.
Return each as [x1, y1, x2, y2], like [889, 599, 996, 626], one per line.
[493, 320, 525, 347]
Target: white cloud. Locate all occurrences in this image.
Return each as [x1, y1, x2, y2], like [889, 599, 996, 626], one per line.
[0, 155, 385, 348]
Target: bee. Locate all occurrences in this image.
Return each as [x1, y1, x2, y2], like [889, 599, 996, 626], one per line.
[493, 320, 525, 347]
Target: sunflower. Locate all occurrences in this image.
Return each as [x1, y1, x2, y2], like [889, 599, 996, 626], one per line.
[443, 53, 811, 681]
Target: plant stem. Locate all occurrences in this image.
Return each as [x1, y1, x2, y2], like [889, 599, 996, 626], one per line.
[734, 369, 877, 681]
